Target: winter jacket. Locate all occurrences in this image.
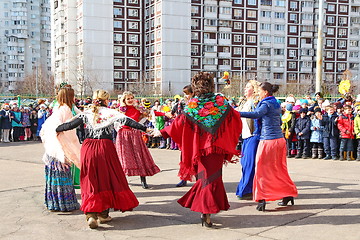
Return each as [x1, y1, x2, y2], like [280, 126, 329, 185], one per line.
[0, 110, 15, 129]
[320, 113, 339, 138]
[295, 116, 311, 140]
[11, 111, 23, 127]
[354, 115, 360, 139]
[310, 118, 323, 143]
[337, 113, 354, 139]
[240, 96, 283, 140]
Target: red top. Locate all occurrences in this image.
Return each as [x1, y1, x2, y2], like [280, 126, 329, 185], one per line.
[122, 105, 141, 129]
[337, 113, 354, 139]
[161, 108, 242, 181]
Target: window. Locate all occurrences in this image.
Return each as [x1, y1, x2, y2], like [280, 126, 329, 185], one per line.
[246, 48, 256, 55]
[234, 0, 242, 4]
[350, 40, 359, 47]
[128, 72, 139, 79]
[326, 39, 334, 47]
[327, 16, 335, 24]
[260, 23, 271, 30]
[246, 60, 256, 68]
[338, 63, 346, 71]
[128, 60, 138, 67]
[338, 52, 346, 59]
[114, 59, 123, 66]
[274, 36, 285, 43]
[290, 1, 298, 9]
[327, 28, 335, 35]
[289, 26, 297, 33]
[301, 13, 313, 20]
[234, 22, 242, 30]
[128, 9, 138, 17]
[275, 24, 285, 31]
[247, 35, 256, 43]
[204, 19, 217, 26]
[191, 6, 199, 15]
[247, 23, 257, 31]
[260, 35, 271, 42]
[260, 60, 270, 67]
[220, 7, 232, 15]
[128, 34, 138, 42]
[288, 73, 297, 81]
[205, 6, 217, 13]
[114, 21, 123, 28]
[191, 58, 199, 66]
[234, 35, 242, 42]
[338, 28, 347, 36]
[129, 47, 138, 55]
[274, 73, 283, 80]
[275, 0, 285, 7]
[191, 19, 199, 28]
[128, 21, 138, 29]
[114, 8, 123, 16]
[289, 38, 297, 45]
[247, 0, 256, 6]
[289, 62, 296, 69]
[114, 46, 123, 54]
[338, 40, 346, 48]
[233, 47, 242, 55]
[275, 12, 285, 18]
[274, 49, 284, 55]
[261, 11, 271, 18]
[247, 10, 257, 18]
[203, 58, 215, 64]
[191, 32, 199, 40]
[349, 51, 359, 58]
[339, 5, 348, 13]
[219, 33, 231, 39]
[273, 61, 284, 67]
[328, 4, 336, 12]
[234, 9, 242, 17]
[233, 60, 242, 67]
[114, 33, 122, 42]
[222, 60, 230, 65]
[204, 45, 215, 52]
[289, 50, 297, 58]
[289, 13, 297, 21]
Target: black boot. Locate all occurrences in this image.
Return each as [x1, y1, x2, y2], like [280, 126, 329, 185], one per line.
[256, 200, 266, 212]
[140, 176, 149, 189]
[318, 148, 324, 159]
[278, 196, 295, 206]
[312, 148, 318, 159]
[339, 151, 345, 161]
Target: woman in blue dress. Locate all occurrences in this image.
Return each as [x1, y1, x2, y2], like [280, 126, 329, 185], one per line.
[236, 80, 260, 199]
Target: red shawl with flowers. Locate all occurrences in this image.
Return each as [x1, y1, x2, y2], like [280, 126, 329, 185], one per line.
[161, 94, 242, 181]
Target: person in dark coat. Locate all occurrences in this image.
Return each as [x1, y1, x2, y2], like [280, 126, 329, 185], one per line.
[29, 110, 38, 140]
[0, 104, 15, 142]
[295, 108, 311, 158]
[320, 104, 340, 160]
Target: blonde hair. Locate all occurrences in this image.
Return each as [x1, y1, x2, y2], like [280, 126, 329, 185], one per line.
[57, 84, 75, 108]
[91, 89, 110, 123]
[238, 80, 260, 106]
[119, 91, 134, 107]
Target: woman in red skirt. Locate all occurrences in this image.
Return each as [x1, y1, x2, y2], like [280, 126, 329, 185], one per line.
[161, 72, 242, 227]
[116, 91, 160, 189]
[239, 82, 298, 211]
[56, 90, 148, 229]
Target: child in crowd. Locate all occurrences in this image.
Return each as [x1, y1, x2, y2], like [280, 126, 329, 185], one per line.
[320, 105, 340, 160]
[295, 108, 311, 158]
[354, 106, 360, 161]
[337, 105, 355, 161]
[310, 108, 324, 159]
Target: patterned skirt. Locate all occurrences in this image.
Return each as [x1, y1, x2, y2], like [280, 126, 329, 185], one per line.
[44, 156, 80, 211]
[116, 128, 160, 176]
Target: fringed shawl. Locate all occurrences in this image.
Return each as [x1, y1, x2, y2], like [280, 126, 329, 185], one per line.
[161, 101, 242, 181]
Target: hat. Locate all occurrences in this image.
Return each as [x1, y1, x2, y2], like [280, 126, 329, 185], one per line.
[285, 97, 295, 103]
[143, 101, 151, 108]
[314, 107, 322, 113]
[292, 105, 301, 111]
[299, 108, 308, 114]
[40, 104, 47, 109]
[286, 103, 293, 112]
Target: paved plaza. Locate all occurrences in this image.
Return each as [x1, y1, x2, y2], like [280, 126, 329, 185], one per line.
[1, 141, 360, 240]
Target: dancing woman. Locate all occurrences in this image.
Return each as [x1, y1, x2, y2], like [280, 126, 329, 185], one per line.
[116, 91, 160, 189]
[236, 80, 260, 200]
[239, 82, 298, 211]
[40, 84, 81, 212]
[161, 72, 242, 227]
[56, 90, 147, 229]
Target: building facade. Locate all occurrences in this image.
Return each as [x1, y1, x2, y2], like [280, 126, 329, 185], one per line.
[52, 0, 360, 96]
[0, 0, 51, 93]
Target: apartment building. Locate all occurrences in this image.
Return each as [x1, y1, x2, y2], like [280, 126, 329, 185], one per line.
[52, 0, 360, 95]
[0, 0, 51, 93]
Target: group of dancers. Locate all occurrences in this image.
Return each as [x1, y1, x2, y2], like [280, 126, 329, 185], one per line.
[41, 72, 298, 229]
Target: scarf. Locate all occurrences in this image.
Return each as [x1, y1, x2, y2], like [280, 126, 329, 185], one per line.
[184, 93, 230, 135]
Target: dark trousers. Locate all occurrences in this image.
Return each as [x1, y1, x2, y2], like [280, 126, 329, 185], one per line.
[323, 137, 339, 157]
[339, 138, 354, 152]
[297, 139, 310, 157]
[12, 127, 23, 142]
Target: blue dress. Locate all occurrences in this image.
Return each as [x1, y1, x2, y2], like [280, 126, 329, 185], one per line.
[236, 120, 260, 197]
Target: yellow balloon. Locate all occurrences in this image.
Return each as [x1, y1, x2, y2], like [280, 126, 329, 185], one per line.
[339, 80, 351, 95]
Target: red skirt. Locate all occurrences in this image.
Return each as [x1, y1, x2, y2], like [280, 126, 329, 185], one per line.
[80, 138, 139, 213]
[116, 128, 160, 176]
[253, 138, 298, 202]
[178, 153, 229, 214]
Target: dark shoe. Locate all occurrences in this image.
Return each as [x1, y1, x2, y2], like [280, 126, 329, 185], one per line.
[332, 156, 339, 160]
[339, 151, 345, 161]
[278, 196, 294, 206]
[302, 155, 309, 159]
[295, 154, 301, 159]
[323, 155, 331, 160]
[238, 193, 253, 200]
[201, 214, 213, 228]
[140, 176, 149, 189]
[256, 200, 266, 212]
[176, 180, 187, 187]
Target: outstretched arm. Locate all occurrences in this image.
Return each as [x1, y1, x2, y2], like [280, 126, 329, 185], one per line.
[119, 117, 147, 132]
[239, 103, 269, 119]
[56, 117, 84, 132]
